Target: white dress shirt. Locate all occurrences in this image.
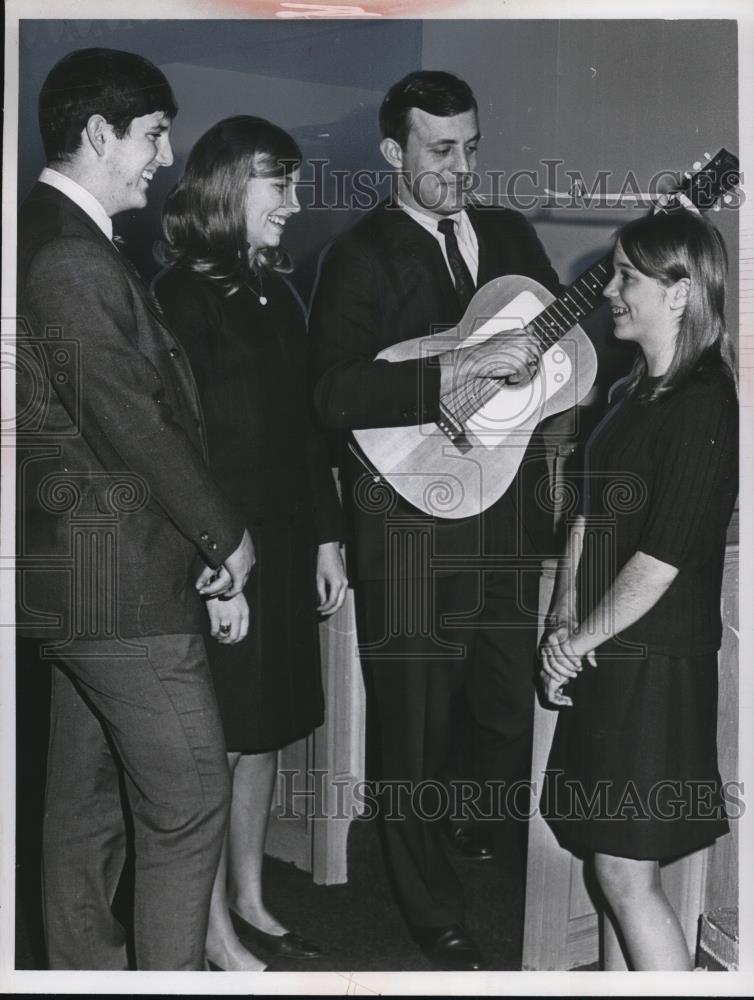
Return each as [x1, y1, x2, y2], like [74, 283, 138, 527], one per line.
[39, 167, 113, 241]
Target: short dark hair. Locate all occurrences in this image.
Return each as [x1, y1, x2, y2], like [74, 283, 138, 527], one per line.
[39, 47, 178, 162]
[616, 211, 735, 399]
[161, 115, 302, 293]
[379, 70, 477, 148]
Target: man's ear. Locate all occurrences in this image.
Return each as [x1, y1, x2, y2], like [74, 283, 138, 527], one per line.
[380, 136, 403, 170]
[668, 276, 690, 312]
[83, 114, 111, 157]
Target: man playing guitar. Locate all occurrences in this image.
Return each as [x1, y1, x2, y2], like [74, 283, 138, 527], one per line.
[310, 69, 559, 971]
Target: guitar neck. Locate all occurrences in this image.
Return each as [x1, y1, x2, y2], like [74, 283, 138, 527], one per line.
[525, 255, 611, 351]
[445, 257, 612, 425]
[443, 147, 739, 427]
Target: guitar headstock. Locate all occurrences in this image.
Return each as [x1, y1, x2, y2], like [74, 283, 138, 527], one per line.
[656, 148, 740, 215]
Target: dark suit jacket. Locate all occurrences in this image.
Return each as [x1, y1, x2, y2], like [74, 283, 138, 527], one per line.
[309, 200, 562, 581]
[16, 182, 245, 638]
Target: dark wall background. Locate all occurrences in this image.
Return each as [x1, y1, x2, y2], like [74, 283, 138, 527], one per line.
[18, 17, 739, 398]
[18, 19, 423, 297]
[13, 19, 741, 967]
[422, 19, 739, 396]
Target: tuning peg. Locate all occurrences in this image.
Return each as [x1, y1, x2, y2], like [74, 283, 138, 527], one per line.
[713, 203, 721, 212]
[683, 171, 692, 179]
[704, 152, 712, 160]
[724, 194, 734, 204]
[693, 161, 702, 170]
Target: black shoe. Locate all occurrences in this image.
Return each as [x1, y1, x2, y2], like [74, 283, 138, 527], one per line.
[413, 924, 487, 971]
[231, 910, 322, 959]
[447, 823, 495, 861]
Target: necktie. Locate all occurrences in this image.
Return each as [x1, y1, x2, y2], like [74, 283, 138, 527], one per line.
[437, 218, 475, 311]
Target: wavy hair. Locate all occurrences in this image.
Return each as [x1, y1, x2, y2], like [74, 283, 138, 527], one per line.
[615, 211, 736, 399]
[161, 115, 302, 294]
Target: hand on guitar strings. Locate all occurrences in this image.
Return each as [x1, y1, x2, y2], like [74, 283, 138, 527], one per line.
[441, 326, 543, 398]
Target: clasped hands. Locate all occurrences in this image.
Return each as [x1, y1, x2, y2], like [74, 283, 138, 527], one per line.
[195, 536, 348, 647]
[539, 622, 597, 708]
[188, 528, 255, 645]
[195, 527, 255, 599]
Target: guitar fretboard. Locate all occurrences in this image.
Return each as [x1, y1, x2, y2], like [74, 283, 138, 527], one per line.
[527, 257, 610, 350]
[439, 147, 738, 431]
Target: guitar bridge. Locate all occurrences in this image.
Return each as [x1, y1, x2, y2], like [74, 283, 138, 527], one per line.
[437, 403, 472, 453]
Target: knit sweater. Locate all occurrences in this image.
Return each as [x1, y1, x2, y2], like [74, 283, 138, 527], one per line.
[576, 361, 738, 657]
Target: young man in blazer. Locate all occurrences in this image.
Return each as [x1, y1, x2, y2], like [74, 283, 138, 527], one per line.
[16, 47, 254, 970]
[310, 70, 560, 970]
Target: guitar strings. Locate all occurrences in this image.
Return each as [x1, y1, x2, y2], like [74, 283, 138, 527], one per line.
[430, 156, 736, 433]
[438, 260, 610, 427]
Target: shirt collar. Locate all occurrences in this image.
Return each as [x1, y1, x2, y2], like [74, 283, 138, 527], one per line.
[39, 167, 113, 241]
[396, 195, 466, 236]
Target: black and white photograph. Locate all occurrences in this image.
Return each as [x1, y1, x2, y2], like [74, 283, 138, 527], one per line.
[1, 1, 751, 994]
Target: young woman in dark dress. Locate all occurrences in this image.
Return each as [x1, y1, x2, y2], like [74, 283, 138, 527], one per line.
[539, 211, 738, 970]
[154, 116, 347, 971]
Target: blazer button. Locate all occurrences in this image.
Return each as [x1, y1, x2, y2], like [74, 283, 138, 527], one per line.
[169, 348, 180, 359]
[200, 531, 209, 541]
[208, 541, 218, 551]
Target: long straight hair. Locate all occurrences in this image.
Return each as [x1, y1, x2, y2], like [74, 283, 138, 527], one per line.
[615, 211, 736, 399]
[161, 115, 302, 294]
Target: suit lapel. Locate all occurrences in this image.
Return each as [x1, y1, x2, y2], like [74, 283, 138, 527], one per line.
[109, 236, 174, 332]
[376, 202, 461, 322]
[35, 185, 170, 333]
[34, 185, 208, 452]
[468, 206, 498, 286]
[109, 239, 210, 457]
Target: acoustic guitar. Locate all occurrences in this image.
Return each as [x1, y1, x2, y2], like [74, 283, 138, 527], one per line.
[352, 149, 739, 519]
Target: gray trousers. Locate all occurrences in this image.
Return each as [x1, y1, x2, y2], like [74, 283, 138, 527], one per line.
[41, 634, 230, 970]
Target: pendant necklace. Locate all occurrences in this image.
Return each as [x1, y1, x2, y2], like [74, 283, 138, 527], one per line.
[249, 269, 268, 306]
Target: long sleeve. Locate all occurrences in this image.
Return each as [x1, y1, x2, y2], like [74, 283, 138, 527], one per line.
[309, 237, 442, 431]
[305, 414, 344, 545]
[23, 236, 245, 567]
[637, 378, 738, 569]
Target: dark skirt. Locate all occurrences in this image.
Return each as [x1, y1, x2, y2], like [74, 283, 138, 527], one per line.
[207, 512, 324, 753]
[543, 650, 729, 860]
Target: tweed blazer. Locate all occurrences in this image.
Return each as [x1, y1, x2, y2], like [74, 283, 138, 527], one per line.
[16, 182, 245, 639]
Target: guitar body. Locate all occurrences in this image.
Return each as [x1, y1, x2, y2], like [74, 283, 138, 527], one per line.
[353, 274, 598, 519]
[351, 149, 738, 519]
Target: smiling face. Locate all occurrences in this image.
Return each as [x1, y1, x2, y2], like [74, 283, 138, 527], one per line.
[102, 111, 174, 215]
[603, 241, 687, 371]
[244, 168, 301, 256]
[385, 107, 480, 218]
